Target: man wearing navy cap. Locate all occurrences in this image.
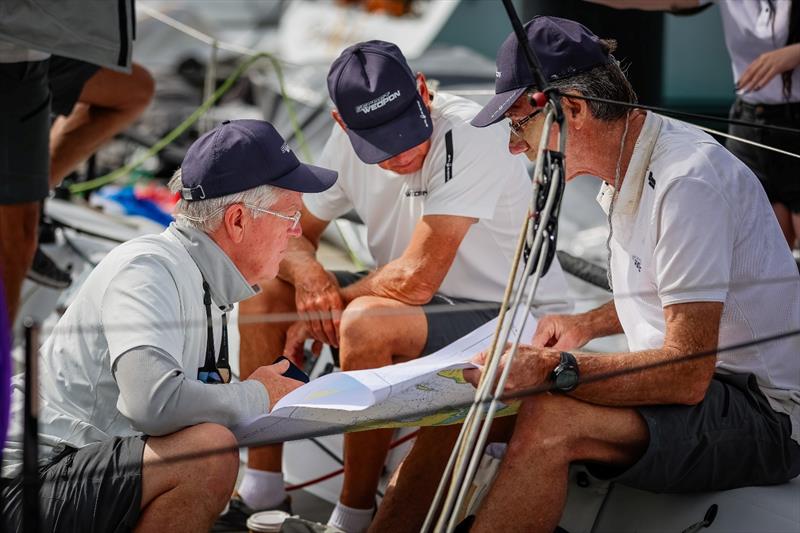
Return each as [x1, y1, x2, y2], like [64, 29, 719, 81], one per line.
[234, 40, 570, 532]
[374, 16, 800, 532]
[0, 120, 337, 532]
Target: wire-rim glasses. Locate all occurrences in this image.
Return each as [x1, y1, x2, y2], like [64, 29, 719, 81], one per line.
[242, 204, 301, 230]
[508, 108, 543, 137]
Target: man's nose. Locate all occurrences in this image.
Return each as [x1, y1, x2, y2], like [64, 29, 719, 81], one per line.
[508, 133, 530, 156]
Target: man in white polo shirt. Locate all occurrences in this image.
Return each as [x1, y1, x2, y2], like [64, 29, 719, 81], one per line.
[1, 120, 338, 532]
[373, 17, 800, 533]
[230, 40, 570, 532]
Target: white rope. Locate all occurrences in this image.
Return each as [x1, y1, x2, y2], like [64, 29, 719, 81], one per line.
[698, 124, 800, 160]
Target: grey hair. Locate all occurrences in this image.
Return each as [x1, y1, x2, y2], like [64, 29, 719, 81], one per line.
[168, 169, 284, 233]
[546, 39, 638, 122]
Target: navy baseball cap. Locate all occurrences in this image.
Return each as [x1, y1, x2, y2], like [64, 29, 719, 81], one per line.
[327, 40, 433, 164]
[179, 120, 337, 201]
[472, 16, 613, 128]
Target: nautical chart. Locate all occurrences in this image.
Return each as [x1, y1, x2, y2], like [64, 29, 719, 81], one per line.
[233, 312, 537, 446]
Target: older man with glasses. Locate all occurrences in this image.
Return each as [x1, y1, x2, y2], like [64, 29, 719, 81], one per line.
[372, 16, 800, 533]
[0, 119, 337, 532]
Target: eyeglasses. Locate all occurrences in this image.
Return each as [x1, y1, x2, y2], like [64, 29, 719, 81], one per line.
[508, 109, 543, 137]
[244, 204, 302, 231]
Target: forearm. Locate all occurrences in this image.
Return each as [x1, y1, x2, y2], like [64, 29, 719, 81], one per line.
[340, 261, 437, 306]
[114, 347, 269, 436]
[577, 300, 624, 339]
[277, 236, 325, 285]
[566, 347, 716, 406]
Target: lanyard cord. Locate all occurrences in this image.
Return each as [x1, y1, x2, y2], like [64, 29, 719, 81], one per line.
[200, 280, 230, 376]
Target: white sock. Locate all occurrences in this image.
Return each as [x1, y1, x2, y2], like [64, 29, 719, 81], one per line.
[238, 468, 287, 510]
[328, 501, 374, 533]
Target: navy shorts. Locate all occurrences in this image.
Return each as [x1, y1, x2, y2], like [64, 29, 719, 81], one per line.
[589, 373, 800, 493]
[727, 99, 800, 212]
[0, 61, 51, 203]
[1, 435, 146, 532]
[333, 270, 501, 356]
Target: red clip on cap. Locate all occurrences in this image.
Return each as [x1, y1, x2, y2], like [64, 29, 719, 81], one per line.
[530, 92, 548, 109]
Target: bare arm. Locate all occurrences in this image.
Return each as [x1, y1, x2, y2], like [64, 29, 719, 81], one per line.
[472, 301, 722, 406]
[531, 300, 623, 350]
[584, 0, 700, 10]
[277, 202, 330, 285]
[340, 214, 476, 306]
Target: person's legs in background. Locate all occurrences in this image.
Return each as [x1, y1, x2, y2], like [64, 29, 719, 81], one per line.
[0, 60, 51, 323]
[48, 60, 155, 188]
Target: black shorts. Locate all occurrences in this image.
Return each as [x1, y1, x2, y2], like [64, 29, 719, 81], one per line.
[0, 60, 51, 204]
[48, 56, 100, 117]
[0, 56, 98, 204]
[1, 436, 146, 532]
[727, 99, 800, 212]
[591, 373, 800, 493]
[333, 270, 501, 356]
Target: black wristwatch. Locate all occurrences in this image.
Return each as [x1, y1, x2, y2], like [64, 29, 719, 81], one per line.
[550, 351, 579, 392]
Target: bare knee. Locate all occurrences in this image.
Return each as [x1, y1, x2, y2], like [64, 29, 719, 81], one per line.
[339, 297, 391, 370]
[506, 396, 573, 461]
[176, 424, 238, 506]
[127, 64, 155, 111]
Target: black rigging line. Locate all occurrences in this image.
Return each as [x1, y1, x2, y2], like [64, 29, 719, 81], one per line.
[25, 325, 800, 484]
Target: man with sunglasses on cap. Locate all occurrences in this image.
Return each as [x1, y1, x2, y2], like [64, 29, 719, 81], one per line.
[1, 120, 338, 532]
[232, 40, 570, 532]
[372, 16, 800, 533]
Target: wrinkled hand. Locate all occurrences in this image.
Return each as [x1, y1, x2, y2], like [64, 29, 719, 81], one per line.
[531, 314, 592, 350]
[247, 360, 304, 411]
[737, 43, 800, 93]
[295, 269, 343, 347]
[283, 320, 323, 367]
[463, 344, 556, 395]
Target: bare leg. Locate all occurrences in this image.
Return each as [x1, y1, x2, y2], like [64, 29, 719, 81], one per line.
[136, 423, 239, 532]
[239, 278, 296, 474]
[791, 211, 800, 251]
[472, 394, 648, 533]
[338, 296, 428, 509]
[49, 64, 154, 187]
[0, 202, 39, 321]
[371, 417, 516, 533]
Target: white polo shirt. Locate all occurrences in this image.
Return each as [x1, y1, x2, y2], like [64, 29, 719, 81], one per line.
[304, 91, 569, 308]
[703, 0, 800, 104]
[599, 112, 800, 442]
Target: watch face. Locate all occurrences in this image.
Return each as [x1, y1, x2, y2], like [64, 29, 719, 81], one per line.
[555, 369, 578, 391]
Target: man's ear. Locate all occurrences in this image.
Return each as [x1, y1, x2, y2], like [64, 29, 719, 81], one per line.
[416, 72, 433, 109]
[222, 204, 246, 244]
[331, 109, 347, 131]
[562, 94, 588, 130]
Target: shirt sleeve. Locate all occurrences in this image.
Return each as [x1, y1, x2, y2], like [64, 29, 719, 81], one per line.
[302, 128, 355, 222]
[101, 255, 186, 368]
[114, 346, 269, 436]
[422, 122, 517, 220]
[654, 178, 734, 306]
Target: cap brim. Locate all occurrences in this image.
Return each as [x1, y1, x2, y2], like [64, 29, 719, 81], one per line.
[343, 94, 434, 164]
[471, 86, 527, 128]
[270, 162, 338, 193]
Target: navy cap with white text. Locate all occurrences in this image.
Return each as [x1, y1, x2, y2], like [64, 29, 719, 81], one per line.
[472, 16, 612, 128]
[327, 40, 433, 164]
[179, 119, 337, 201]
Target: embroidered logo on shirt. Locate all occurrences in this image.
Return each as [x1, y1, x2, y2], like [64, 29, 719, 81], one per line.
[632, 255, 642, 272]
[405, 189, 428, 197]
[647, 171, 656, 189]
[496, 71, 502, 79]
[356, 90, 401, 114]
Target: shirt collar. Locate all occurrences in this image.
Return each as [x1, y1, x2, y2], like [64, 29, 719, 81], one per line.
[596, 112, 663, 243]
[168, 223, 259, 310]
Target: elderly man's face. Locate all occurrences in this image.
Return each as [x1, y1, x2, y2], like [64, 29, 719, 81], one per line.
[377, 139, 432, 174]
[246, 190, 303, 282]
[505, 93, 548, 161]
